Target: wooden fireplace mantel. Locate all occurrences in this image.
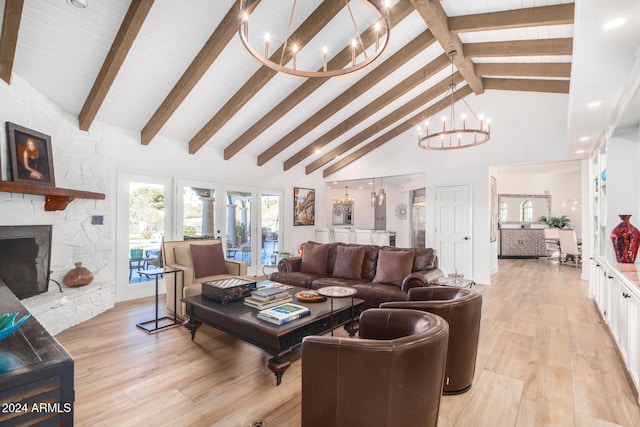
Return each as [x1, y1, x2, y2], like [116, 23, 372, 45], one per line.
[0, 181, 105, 211]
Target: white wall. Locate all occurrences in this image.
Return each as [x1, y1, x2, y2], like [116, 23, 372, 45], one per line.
[0, 75, 327, 329]
[1, 74, 574, 325]
[327, 90, 571, 285]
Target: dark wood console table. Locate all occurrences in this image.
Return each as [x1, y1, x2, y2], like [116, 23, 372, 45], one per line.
[0, 283, 74, 426]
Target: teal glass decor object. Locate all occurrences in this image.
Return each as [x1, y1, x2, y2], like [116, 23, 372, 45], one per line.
[601, 169, 606, 182]
[0, 312, 32, 342]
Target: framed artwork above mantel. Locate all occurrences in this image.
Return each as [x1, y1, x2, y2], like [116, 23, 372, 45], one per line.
[5, 122, 55, 186]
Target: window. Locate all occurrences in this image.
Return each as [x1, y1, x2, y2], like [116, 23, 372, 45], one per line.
[183, 187, 216, 239]
[499, 202, 507, 223]
[521, 200, 533, 222]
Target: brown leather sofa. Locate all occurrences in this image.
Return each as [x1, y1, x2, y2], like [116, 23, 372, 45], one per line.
[301, 308, 449, 427]
[382, 286, 482, 394]
[270, 241, 444, 308]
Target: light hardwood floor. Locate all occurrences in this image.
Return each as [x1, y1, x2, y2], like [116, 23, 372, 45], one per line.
[55, 259, 640, 426]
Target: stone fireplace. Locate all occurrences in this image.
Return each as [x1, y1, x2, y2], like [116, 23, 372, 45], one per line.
[0, 192, 115, 336]
[0, 225, 52, 299]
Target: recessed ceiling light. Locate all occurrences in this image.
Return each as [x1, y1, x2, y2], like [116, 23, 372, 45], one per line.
[603, 17, 627, 30]
[66, 0, 88, 8]
[576, 150, 585, 154]
[579, 136, 590, 141]
[332, 182, 338, 185]
[587, 101, 602, 108]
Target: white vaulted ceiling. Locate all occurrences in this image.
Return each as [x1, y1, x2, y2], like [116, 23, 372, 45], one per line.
[1, 0, 639, 177]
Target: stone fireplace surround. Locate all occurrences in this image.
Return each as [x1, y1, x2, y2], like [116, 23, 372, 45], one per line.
[0, 192, 114, 336]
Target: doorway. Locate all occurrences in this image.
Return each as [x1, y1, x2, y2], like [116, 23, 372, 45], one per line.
[118, 173, 173, 302]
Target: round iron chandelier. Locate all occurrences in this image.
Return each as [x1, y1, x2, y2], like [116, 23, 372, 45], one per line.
[239, 0, 391, 78]
[417, 51, 490, 150]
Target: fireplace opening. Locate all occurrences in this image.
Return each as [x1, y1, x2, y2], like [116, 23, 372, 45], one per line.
[0, 225, 52, 299]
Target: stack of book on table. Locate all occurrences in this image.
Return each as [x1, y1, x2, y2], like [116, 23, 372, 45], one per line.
[244, 286, 292, 310]
[257, 303, 311, 325]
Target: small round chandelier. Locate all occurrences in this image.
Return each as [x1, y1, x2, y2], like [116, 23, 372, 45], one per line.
[417, 51, 490, 150]
[333, 187, 353, 216]
[239, 0, 391, 78]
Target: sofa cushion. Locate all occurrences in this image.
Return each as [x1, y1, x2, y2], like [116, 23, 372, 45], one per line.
[301, 242, 330, 274]
[411, 247, 436, 271]
[190, 243, 227, 279]
[174, 245, 195, 268]
[270, 271, 330, 289]
[360, 245, 380, 280]
[373, 249, 414, 286]
[352, 282, 410, 307]
[333, 245, 366, 279]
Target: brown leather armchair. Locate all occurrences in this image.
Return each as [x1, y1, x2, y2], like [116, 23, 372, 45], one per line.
[382, 286, 482, 394]
[301, 308, 449, 427]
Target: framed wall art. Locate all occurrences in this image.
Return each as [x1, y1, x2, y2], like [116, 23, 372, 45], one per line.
[6, 122, 55, 186]
[293, 187, 315, 226]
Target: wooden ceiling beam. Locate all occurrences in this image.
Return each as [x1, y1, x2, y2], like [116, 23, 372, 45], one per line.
[285, 53, 450, 171]
[465, 38, 573, 57]
[323, 85, 473, 177]
[308, 73, 461, 175]
[309, 74, 459, 175]
[257, 29, 436, 166]
[475, 62, 571, 78]
[189, 1, 345, 155]
[0, 0, 24, 85]
[449, 3, 574, 33]
[409, 0, 483, 95]
[78, 0, 154, 131]
[484, 78, 570, 94]
[223, 0, 415, 160]
[141, 1, 244, 145]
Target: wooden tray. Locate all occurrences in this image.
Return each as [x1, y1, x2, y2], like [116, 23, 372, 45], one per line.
[295, 291, 326, 302]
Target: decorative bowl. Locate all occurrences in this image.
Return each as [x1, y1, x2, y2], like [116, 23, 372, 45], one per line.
[0, 312, 32, 342]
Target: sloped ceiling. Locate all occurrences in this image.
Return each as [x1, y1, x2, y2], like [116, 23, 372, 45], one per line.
[0, 0, 637, 177]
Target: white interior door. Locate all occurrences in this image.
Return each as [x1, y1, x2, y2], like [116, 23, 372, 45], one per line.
[435, 185, 472, 278]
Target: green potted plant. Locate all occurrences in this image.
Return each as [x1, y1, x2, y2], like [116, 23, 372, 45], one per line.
[538, 215, 571, 229]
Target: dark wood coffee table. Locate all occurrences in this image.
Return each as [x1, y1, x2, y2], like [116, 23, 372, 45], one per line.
[182, 286, 363, 385]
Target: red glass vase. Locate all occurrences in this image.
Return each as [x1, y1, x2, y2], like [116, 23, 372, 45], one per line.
[610, 215, 640, 263]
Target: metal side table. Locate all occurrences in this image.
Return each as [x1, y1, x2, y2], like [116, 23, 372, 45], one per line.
[317, 286, 358, 336]
[136, 267, 183, 333]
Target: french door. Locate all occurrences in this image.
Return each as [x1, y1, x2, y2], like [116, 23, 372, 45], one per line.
[117, 172, 173, 302]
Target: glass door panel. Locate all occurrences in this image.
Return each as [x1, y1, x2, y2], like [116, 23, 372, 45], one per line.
[260, 193, 280, 268]
[226, 191, 253, 269]
[129, 182, 166, 284]
[182, 186, 218, 239]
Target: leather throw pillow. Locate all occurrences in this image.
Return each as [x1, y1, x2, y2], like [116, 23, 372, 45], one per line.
[190, 243, 227, 279]
[333, 245, 366, 280]
[373, 249, 414, 286]
[300, 242, 330, 274]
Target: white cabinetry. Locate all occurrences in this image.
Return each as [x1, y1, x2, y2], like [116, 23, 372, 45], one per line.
[605, 265, 640, 396]
[588, 131, 640, 403]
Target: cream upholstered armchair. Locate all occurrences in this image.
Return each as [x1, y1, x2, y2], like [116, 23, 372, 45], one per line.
[163, 239, 247, 317]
